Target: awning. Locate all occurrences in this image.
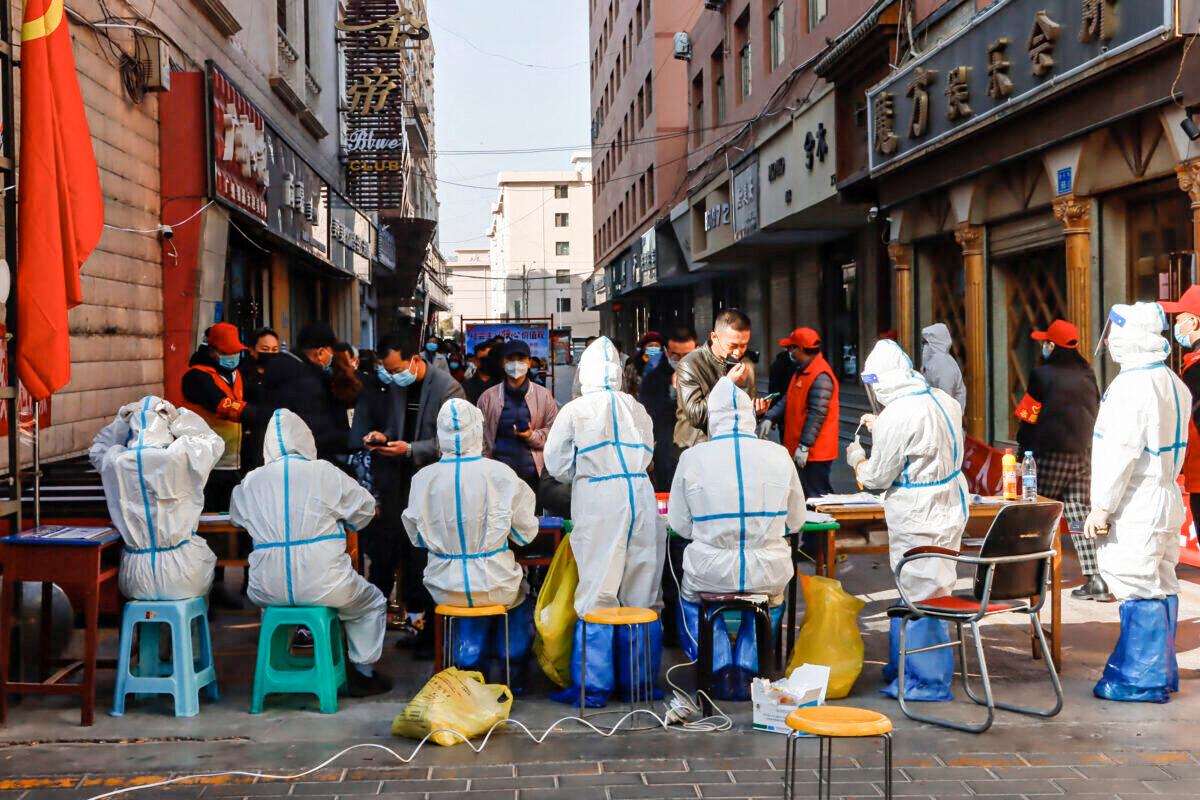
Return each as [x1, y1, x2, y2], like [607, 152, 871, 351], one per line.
[814, 0, 895, 77]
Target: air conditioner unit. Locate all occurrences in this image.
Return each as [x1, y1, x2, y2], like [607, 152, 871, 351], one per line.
[134, 32, 171, 91]
[673, 32, 692, 61]
[704, 0, 727, 9]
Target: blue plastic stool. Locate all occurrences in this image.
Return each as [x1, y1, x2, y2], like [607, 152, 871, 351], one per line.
[251, 606, 347, 714]
[111, 597, 219, 717]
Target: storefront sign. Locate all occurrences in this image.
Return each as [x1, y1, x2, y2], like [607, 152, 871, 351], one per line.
[592, 272, 608, 305]
[376, 226, 396, 270]
[703, 202, 730, 232]
[209, 66, 268, 223]
[867, 0, 1173, 173]
[330, 192, 374, 282]
[265, 128, 330, 263]
[767, 157, 786, 182]
[464, 322, 551, 359]
[1056, 166, 1073, 195]
[338, 0, 427, 209]
[732, 159, 759, 241]
[638, 228, 658, 287]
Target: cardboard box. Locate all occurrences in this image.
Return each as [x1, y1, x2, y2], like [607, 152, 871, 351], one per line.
[751, 663, 830, 735]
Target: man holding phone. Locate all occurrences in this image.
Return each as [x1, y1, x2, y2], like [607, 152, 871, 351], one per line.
[478, 339, 559, 493]
[673, 308, 768, 450]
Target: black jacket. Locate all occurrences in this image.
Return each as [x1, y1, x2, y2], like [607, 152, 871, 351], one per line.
[768, 351, 794, 397]
[463, 373, 500, 404]
[181, 347, 260, 469]
[1016, 349, 1100, 456]
[350, 365, 466, 470]
[260, 351, 349, 463]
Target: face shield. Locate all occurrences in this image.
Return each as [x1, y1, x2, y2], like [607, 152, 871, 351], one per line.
[1094, 307, 1125, 361]
[861, 371, 882, 416]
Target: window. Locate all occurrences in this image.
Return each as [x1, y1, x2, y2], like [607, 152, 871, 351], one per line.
[554, 184, 569, 199]
[713, 47, 726, 126]
[303, 0, 312, 67]
[769, 3, 785, 70]
[277, 0, 288, 32]
[556, 269, 571, 284]
[808, 0, 828, 30]
[557, 297, 572, 313]
[646, 165, 655, 207]
[692, 73, 704, 146]
[638, 175, 647, 215]
[645, 74, 654, 115]
[636, 1, 643, 41]
[555, 213, 570, 227]
[514, 301, 522, 317]
[637, 87, 645, 128]
[556, 241, 570, 256]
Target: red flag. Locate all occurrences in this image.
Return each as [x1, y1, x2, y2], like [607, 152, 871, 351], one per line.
[16, 0, 103, 400]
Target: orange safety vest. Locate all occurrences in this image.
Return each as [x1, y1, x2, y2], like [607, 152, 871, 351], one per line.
[783, 353, 840, 462]
[182, 364, 245, 471]
[1182, 353, 1200, 493]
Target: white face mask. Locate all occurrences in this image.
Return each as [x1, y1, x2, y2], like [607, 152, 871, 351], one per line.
[505, 360, 529, 380]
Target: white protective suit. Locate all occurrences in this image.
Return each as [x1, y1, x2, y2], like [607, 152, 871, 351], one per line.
[669, 378, 806, 602]
[402, 399, 539, 609]
[920, 323, 967, 411]
[89, 397, 222, 601]
[854, 340, 969, 602]
[1092, 303, 1190, 600]
[230, 409, 386, 665]
[545, 337, 666, 616]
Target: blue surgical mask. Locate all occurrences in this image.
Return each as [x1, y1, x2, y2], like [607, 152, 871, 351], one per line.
[644, 346, 663, 369]
[375, 365, 393, 385]
[322, 360, 332, 376]
[449, 361, 461, 370]
[1175, 321, 1195, 349]
[218, 353, 241, 370]
[1041, 342, 1054, 359]
[425, 342, 438, 353]
[391, 365, 418, 387]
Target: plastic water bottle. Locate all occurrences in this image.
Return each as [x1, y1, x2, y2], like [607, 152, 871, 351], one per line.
[1022, 451, 1038, 502]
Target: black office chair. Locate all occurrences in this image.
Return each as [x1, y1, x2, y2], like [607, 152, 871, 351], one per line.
[889, 501, 1065, 733]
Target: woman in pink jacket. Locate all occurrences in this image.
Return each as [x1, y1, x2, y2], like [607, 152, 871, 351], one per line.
[476, 339, 560, 492]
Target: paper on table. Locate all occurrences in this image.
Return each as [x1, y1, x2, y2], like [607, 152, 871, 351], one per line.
[970, 495, 1008, 505]
[806, 511, 836, 524]
[808, 492, 883, 507]
[199, 513, 232, 523]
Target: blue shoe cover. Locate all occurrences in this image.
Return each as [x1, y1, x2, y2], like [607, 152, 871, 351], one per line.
[1094, 599, 1171, 704]
[549, 619, 613, 708]
[616, 620, 664, 701]
[494, 597, 534, 662]
[677, 599, 733, 671]
[1167, 595, 1179, 694]
[882, 616, 954, 702]
[450, 617, 490, 670]
[731, 606, 785, 675]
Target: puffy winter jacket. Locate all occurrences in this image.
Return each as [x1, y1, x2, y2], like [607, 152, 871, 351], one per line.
[1015, 348, 1100, 456]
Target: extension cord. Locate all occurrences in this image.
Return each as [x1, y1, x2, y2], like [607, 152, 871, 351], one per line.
[663, 690, 697, 725]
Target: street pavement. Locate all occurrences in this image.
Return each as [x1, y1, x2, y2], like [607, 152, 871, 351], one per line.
[1, 546, 1198, 800]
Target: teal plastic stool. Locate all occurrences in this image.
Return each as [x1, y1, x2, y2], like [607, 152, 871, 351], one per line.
[251, 606, 347, 714]
[111, 597, 219, 717]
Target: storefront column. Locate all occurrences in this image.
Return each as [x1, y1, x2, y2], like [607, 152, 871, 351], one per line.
[1177, 159, 1200, 253]
[887, 241, 914, 356]
[1052, 195, 1092, 346]
[954, 223, 985, 439]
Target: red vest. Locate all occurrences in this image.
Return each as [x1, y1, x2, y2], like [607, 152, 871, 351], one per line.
[783, 354, 840, 462]
[181, 364, 245, 471]
[1182, 353, 1200, 492]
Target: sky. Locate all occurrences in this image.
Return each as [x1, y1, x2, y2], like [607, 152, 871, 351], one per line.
[428, 0, 591, 256]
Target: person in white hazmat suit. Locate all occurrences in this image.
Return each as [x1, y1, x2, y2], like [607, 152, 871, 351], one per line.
[920, 323, 967, 411]
[90, 397, 222, 601]
[668, 377, 807, 699]
[846, 339, 969, 702]
[1086, 302, 1189, 703]
[544, 336, 667, 707]
[402, 398, 540, 689]
[230, 408, 392, 697]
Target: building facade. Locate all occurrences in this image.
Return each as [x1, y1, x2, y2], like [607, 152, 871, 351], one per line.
[486, 155, 599, 340]
[445, 247, 496, 328]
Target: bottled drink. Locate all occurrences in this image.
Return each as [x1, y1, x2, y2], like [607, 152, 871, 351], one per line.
[1002, 448, 1018, 500]
[1022, 451, 1038, 502]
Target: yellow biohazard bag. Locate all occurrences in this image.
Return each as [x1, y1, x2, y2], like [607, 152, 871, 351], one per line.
[786, 575, 866, 699]
[533, 535, 579, 687]
[391, 668, 513, 747]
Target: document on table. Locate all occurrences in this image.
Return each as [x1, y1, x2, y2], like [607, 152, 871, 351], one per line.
[808, 492, 883, 507]
[21, 525, 117, 542]
[806, 511, 836, 524]
[199, 513, 232, 523]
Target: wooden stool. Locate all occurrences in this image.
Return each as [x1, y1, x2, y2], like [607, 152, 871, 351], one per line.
[581, 606, 658, 720]
[433, 604, 510, 686]
[784, 706, 893, 800]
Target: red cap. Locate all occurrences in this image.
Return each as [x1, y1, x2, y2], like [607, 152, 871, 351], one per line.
[1030, 320, 1080, 349]
[206, 322, 247, 355]
[779, 327, 822, 349]
[637, 331, 665, 349]
[1160, 285, 1200, 316]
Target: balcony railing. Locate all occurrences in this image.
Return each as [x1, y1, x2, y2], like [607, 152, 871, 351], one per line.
[270, 27, 305, 112]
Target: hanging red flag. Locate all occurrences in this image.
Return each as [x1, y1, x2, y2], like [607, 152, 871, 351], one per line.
[15, 0, 104, 400]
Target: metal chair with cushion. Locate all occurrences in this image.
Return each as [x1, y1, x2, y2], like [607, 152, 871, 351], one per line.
[889, 500, 1065, 733]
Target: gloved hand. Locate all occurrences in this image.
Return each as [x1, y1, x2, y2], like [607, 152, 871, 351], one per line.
[756, 419, 774, 439]
[1083, 508, 1110, 539]
[794, 446, 809, 468]
[860, 413, 877, 432]
[155, 399, 180, 424]
[846, 441, 866, 470]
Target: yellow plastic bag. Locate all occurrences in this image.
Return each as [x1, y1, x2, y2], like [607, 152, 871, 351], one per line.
[391, 668, 513, 747]
[786, 575, 865, 699]
[533, 535, 578, 687]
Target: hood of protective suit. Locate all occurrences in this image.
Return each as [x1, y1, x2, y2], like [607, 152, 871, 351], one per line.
[706, 377, 756, 438]
[1106, 302, 1171, 369]
[579, 336, 623, 394]
[263, 408, 317, 463]
[863, 339, 928, 406]
[437, 398, 483, 457]
[126, 396, 175, 449]
[922, 323, 952, 355]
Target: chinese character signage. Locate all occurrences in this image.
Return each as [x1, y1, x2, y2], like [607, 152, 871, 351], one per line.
[330, 192, 375, 282]
[464, 323, 551, 359]
[732, 158, 759, 241]
[338, 0, 428, 209]
[867, 0, 1172, 173]
[266, 127, 331, 263]
[209, 66, 269, 223]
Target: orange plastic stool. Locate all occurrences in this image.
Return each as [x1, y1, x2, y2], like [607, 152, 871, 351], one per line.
[783, 706, 894, 800]
[433, 604, 510, 686]
[580, 606, 659, 723]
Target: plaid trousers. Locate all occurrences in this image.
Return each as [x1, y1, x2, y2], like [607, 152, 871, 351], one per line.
[1035, 450, 1098, 576]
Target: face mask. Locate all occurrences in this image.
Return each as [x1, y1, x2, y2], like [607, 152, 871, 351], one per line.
[425, 342, 438, 353]
[256, 351, 278, 364]
[1175, 320, 1196, 349]
[375, 365, 393, 385]
[322, 360, 333, 376]
[787, 349, 799, 364]
[644, 346, 663, 368]
[218, 353, 241, 370]
[1041, 342, 1055, 359]
[391, 363, 418, 388]
[449, 361, 461, 370]
[505, 361, 529, 379]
